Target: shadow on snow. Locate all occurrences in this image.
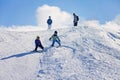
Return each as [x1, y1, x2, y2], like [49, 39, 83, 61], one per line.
[0, 45, 75, 60]
[0, 50, 43, 60]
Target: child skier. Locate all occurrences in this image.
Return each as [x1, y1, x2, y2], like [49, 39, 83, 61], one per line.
[49, 31, 61, 47]
[34, 36, 44, 51]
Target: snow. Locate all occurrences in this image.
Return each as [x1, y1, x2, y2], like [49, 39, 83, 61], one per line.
[0, 26, 120, 80]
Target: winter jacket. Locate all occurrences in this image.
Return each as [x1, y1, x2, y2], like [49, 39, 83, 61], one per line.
[74, 15, 79, 22]
[47, 19, 52, 25]
[49, 34, 60, 41]
[35, 39, 42, 46]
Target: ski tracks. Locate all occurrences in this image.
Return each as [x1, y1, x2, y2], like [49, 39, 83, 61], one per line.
[36, 46, 80, 80]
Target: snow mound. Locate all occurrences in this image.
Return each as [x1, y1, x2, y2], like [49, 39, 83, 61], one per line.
[0, 26, 120, 80]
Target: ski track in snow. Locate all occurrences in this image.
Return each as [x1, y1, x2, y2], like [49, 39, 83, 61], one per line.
[0, 26, 120, 80]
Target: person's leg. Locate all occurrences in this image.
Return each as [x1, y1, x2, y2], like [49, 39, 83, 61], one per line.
[56, 40, 61, 46]
[49, 25, 51, 29]
[76, 22, 78, 26]
[74, 22, 76, 26]
[51, 40, 55, 46]
[39, 45, 44, 50]
[75, 22, 77, 26]
[35, 45, 38, 51]
[48, 25, 50, 29]
[48, 25, 51, 29]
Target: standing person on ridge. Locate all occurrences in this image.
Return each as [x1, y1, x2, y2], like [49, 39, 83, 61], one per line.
[47, 16, 52, 30]
[49, 31, 61, 47]
[34, 36, 44, 51]
[73, 13, 79, 26]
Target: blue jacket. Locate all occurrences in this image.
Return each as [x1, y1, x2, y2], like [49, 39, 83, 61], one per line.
[47, 19, 52, 25]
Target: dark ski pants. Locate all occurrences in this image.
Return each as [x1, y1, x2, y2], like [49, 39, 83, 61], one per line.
[74, 22, 78, 26]
[35, 45, 44, 51]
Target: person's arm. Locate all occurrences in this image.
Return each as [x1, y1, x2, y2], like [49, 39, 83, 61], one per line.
[51, 19, 52, 24]
[47, 19, 49, 24]
[57, 36, 60, 42]
[49, 35, 53, 40]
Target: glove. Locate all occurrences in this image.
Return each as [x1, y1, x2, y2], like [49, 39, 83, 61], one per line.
[49, 38, 51, 41]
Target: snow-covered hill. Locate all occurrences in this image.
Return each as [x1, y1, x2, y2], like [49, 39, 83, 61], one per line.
[0, 26, 120, 80]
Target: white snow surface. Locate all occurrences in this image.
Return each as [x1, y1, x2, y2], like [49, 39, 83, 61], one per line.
[0, 26, 120, 80]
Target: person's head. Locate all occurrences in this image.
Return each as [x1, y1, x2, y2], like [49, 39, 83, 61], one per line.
[54, 31, 58, 36]
[73, 13, 75, 16]
[36, 36, 40, 39]
[49, 16, 51, 19]
[54, 31, 57, 34]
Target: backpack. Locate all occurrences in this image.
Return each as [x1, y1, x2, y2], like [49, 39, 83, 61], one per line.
[76, 16, 79, 21]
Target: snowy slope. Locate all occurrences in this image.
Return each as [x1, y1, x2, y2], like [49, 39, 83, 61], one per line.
[0, 26, 120, 80]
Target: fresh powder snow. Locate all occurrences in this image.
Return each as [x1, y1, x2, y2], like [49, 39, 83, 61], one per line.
[0, 26, 120, 80]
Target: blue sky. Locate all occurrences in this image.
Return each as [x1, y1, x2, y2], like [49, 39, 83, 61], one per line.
[0, 0, 120, 27]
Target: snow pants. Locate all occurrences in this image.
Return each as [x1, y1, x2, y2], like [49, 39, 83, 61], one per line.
[74, 22, 78, 26]
[51, 40, 61, 46]
[35, 44, 44, 51]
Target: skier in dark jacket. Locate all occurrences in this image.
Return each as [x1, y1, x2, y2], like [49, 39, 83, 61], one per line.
[49, 31, 61, 47]
[34, 36, 44, 51]
[47, 16, 52, 29]
[73, 13, 79, 26]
